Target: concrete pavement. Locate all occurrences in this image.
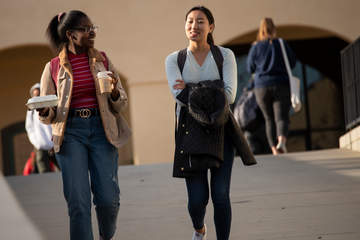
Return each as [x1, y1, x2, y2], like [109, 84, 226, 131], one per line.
[1, 148, 360, 239]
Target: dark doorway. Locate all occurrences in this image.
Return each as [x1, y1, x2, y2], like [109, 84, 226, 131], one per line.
[1, 121, 32, 176]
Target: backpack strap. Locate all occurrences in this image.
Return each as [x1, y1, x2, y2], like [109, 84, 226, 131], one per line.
[50, 56, 60, 88]
[210, 45, 224, 80]
[175, 48, 187, 136]
[177, 48, 187, 75]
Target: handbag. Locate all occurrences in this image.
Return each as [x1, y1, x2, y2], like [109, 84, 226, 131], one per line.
[279, 38, 302, 112]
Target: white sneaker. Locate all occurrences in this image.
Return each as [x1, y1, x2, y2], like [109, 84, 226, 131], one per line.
[192, 224, 207, 240]
[276, 142, 287, 153]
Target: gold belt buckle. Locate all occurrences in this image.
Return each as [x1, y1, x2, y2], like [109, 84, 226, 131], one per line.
[76, 109, 91, 119]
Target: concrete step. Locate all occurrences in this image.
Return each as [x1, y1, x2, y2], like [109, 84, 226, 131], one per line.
[1, 149, 360, 240]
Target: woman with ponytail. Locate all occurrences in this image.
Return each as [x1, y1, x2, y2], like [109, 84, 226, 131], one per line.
[247, 18, 297, 155]
[38, 10, 130, 240]
[165, 6, 244, 240]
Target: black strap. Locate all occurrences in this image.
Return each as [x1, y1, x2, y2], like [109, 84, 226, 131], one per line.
[210, 45, 224, 80]
[175, 48, 187, 136]
[177, 48, 188, 75]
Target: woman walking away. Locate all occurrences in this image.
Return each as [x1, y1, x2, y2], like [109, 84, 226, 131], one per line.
[38, 10, 130, 240]
[247, 17, 297, 155]
[165, 6, 256, 240]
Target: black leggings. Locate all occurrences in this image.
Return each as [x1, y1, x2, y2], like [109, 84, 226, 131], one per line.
[254, 84, 291, 147]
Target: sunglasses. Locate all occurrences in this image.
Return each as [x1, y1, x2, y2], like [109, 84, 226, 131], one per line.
[72, 25, 99, 33]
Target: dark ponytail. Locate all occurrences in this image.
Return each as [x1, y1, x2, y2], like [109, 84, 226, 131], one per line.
[207, 33, 214, 46]
[46, 10, 88, 53]
[185, 6, 215, 45]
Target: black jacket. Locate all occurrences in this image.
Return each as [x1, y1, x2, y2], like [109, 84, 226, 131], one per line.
[173, 80, 256, 178]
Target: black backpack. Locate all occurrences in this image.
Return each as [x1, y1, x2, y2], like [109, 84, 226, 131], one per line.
[175, 45, 224, 129]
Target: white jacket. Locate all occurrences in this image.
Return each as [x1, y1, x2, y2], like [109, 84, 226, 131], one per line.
[25, 110, 53, 150]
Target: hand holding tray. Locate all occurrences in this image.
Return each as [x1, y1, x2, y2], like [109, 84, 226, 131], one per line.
[26, 95, 58, 110]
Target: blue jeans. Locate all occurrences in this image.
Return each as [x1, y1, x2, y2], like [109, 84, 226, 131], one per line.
[56, 115, 120, 240]
[185, 135, 234, 240]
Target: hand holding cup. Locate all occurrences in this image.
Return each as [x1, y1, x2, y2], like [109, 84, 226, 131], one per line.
[97, 71, 113, 94]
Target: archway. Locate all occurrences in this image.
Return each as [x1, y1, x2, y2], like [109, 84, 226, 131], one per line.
[224, 25, 349, 152]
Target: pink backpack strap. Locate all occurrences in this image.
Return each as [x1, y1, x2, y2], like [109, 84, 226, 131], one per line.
[50, 56, 60, 88]
[100, 51, 109, 70]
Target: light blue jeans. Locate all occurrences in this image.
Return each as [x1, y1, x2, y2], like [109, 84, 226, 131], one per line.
[56, 115, 120, 240]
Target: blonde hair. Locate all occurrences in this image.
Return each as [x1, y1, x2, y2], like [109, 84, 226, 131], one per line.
[257, 18, 277, 41]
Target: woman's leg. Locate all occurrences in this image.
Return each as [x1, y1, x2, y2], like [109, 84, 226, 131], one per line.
[254, 87, 278, 154]
[273, 85, 291, 151]
[88, 116, 120, 240]
[55, 118, 93, 240]
[210, 135, 234, 240]
[185, 169, 209, 232]
[35, 149, 51, 173]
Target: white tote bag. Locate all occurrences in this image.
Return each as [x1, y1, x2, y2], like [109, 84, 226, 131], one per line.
[279, 38, 302, 112]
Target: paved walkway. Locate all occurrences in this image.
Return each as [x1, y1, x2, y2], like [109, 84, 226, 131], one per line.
[1, 149, 360, 239]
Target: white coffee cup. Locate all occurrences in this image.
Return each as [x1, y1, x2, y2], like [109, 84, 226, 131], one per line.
[97, 71, 113, 94]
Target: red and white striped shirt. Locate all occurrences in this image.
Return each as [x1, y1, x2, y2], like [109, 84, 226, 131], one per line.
[68, 52, 98, 109]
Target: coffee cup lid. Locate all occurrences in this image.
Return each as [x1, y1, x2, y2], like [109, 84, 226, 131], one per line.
[97, 71, 112, 78]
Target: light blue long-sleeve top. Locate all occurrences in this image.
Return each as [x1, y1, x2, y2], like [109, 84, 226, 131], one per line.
[165, 46, 237, 115]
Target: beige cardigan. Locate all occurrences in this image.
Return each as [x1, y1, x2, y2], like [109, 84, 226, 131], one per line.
[39, 47, 131, 152]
